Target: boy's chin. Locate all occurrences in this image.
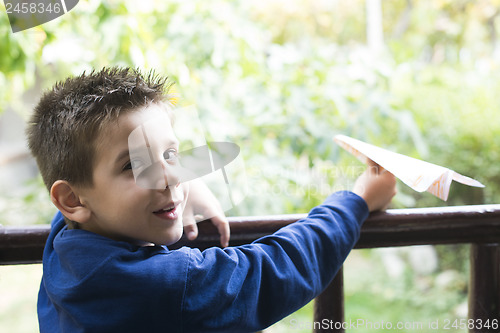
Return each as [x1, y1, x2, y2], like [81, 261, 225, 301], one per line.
[163, 233, 183, 246]
[163, 217, 184, 246]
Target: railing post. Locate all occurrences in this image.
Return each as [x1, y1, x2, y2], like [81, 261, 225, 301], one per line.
[313, 266, 344, 333]
[469, 243, 500, 332]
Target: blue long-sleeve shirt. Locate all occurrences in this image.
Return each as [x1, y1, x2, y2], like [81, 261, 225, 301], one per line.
[38, 191, 369, 332]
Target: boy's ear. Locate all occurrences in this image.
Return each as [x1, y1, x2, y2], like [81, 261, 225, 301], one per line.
[50, 180, 92, 224]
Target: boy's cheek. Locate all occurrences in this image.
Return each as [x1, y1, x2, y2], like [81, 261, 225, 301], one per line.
[182, 183, 190, 203]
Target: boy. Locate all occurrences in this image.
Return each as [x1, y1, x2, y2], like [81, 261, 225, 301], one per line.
[28, 67, 396, 332]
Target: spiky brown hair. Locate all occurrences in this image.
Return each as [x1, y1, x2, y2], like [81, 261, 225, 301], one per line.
[27, 67, 175, 191]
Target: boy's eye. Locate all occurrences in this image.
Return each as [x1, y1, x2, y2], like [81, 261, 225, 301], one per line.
[124, 159, 144, 171]
[163, 149, 178, 162]
[123, 149, 177, 171]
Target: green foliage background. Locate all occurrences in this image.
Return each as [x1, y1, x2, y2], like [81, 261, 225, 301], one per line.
[1, 0, 499, 331]
[2, 0, 499, 223]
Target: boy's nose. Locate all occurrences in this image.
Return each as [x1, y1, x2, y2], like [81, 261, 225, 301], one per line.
[158, 161, 181, 189]
[135, 159, 185, 189]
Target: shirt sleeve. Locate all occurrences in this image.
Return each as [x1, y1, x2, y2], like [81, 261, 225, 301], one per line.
[181, 191, 369, 332]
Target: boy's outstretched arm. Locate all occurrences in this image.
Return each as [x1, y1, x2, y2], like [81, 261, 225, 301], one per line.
[179, 163, 396, 332]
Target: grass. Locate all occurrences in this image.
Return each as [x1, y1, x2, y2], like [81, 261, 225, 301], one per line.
[0, 264, 42, 333]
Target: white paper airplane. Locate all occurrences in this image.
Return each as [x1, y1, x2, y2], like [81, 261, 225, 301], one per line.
[334, 135, 485, 201]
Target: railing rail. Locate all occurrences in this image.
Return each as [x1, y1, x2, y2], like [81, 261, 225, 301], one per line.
[2, 204, 500, 332]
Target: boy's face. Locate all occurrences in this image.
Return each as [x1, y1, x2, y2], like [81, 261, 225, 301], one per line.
[76, 103, 188, 246]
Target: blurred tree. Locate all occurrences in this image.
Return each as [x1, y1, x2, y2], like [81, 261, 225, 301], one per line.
[0, 0, 499, 221]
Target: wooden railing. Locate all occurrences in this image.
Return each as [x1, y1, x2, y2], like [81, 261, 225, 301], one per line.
[2, 204, 500, 332]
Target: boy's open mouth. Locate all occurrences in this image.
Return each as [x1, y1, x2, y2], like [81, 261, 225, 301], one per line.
[153, 205, 178, 220]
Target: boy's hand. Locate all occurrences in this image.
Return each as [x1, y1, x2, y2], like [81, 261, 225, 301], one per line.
[353, 160, 397, 212]
[183, 179, 230, 247]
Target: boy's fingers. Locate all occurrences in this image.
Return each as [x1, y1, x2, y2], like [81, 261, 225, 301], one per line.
[211, 214, 230, 248]
[182, 205, 199, 240]
[183, 220, 199, 241]
[200, 202, 230, 247]
[367, 158, 385, 175]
